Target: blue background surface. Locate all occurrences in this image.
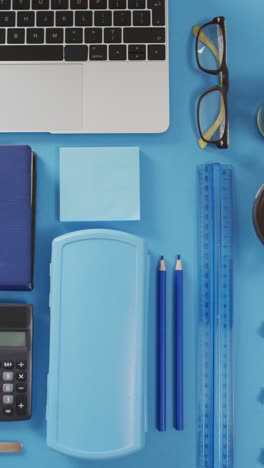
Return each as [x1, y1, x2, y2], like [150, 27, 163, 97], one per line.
[0, 0, 263, 466]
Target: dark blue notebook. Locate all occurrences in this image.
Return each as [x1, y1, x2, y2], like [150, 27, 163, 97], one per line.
[0, 146, 36, 291]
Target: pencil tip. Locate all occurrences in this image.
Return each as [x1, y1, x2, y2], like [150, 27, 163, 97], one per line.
[177, 254, 181, 260]
[161, 256, 164, 260]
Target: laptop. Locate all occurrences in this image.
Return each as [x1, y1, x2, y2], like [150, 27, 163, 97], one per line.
[0, 0, 169, 133]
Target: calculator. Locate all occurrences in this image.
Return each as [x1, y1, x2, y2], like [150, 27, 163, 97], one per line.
[0, 304, 32, 421]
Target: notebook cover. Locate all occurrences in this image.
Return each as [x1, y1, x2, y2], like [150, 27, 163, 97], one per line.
[47, 229, 149, 459]
[0, 146, 36, 291]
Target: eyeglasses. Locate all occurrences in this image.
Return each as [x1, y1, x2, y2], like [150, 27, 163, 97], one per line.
[193, 16, 229, 149]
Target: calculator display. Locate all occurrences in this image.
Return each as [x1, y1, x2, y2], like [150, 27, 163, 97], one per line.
[0, 332, 26, 347]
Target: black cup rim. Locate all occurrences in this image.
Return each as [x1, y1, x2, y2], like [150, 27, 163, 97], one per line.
[253, 184, 264, 244]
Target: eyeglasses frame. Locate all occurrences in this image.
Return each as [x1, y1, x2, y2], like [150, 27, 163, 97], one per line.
[195, 16, 229, 149]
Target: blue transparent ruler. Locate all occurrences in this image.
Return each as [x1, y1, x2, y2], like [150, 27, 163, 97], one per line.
[197, 164, 233, 468]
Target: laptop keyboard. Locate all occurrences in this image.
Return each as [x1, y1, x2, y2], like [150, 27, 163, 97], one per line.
[0, 0, 166, 61]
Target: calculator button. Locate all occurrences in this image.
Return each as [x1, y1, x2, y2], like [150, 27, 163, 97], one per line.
[16, 396, 27, 415]
[3, 395, 13, 405]
[3, 372, 13, 381]
[3, 406, 14, 416]
[3, 361, 14, 369]
[16, 372, 26, 381]
[16, 360, 27, 370]
[16, 383, 26, 393]
[3, 383, 13, 393]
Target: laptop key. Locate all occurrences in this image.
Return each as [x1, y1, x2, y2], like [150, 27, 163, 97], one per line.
[0, 28, 5, 42]
[85, 27, 102, 43]
[150, 0, 165, 26]
[75, 11, 92, 25]
[148, 44, 165, 60]
[109, 44, 126, 60]
[90, 0, 106, 8]
[0, 45, 63, 60]
[37, 11, 54, 26]
[27, 27, 44, 43]
[109, 0, 126, 8]
[65, 27, 82, 43]
[129, 51, 145, 60]
[51, 0, 68, 8]
[17, 11, 34, 26]
[133, 10, 150, 26]
[64, 44, 88, 61]
[114, 10, 130, 26]
[13, 0, 29, 9]
[128, 44, 145, 60]
[32, 0, 49, 8]
[0, 12, 15, 26]
[46, 26, 63, 42]
[7, 27, 25, 43]
[147, 0, 164, 7]
[94, 11, 111, 26]
[128, 0, 145, 7]
[56, 10, 72, 25]
[104, 27, 121, 43]
[124, 27, 165, 43]
[0, 0, 10, 10]
[89, 44, 107, 60]
[71, 0, 87, 8]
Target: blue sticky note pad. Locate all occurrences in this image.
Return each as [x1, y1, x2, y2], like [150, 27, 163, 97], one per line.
[60, 147, 140, 221]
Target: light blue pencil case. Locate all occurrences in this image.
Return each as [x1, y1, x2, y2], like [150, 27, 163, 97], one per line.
[46, 229, 149, 460]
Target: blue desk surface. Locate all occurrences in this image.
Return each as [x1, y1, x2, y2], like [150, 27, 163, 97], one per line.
[0, 0, 264, 466]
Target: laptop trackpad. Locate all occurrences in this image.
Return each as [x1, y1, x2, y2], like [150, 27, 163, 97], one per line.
[0, 64, 83, 132]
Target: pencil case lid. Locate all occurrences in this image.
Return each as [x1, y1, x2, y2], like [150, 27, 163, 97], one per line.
[46, 229, 149, 459]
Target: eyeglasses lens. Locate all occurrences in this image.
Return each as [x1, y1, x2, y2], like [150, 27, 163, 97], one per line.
[197, 23, 224, 72]
[199, 89, 226, 142]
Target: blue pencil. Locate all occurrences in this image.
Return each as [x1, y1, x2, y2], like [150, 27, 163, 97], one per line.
[175, 254, 183, 430]
[158, 256, 166, 432]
